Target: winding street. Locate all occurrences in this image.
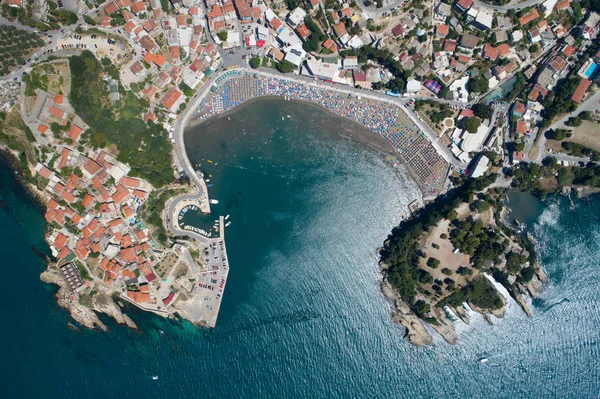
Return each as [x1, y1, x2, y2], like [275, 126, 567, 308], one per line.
[472, 0, 545, 11]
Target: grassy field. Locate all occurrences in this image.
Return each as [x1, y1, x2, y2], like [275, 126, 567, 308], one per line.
[0, 25, 45, 77]
[25, 61, 70, 96]
[568, 120, 600, 152]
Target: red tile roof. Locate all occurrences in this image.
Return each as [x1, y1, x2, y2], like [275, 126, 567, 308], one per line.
[83, 158, 102, 176]
[556, 0, 570, 11]
[54, 233, 68, 250]
[112, 184, 130, 204]
[456, 0, 473, 10]
[516, 121, 528, 134]
[562, 45, 575, 57]
[572, 78, 590, 104]
[119, 176, 141, 188]
[130, 1, 146, 14]
[49, 105, 65, 119]
[296, 24, 310, 40]
[497, 43, 510, 57]
[436, 24, 449, 37]
[68, 124, 83, 141]
[161, 87, 183, 111]
[61, 190, 76, 203]
[57, 247, 71, 259]
[519, 9, 540, 26]
[103, 1, 119, 15]
[333, 22, 347, 38]
[120, 247, 136, 263]
[484, 44, 498, 60]
[38, 124, 48, 134]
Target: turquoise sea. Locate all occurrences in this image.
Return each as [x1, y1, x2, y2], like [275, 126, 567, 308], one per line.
[1, 99, 600, 398]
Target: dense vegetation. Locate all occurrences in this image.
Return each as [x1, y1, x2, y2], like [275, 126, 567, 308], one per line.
[303, 16, 327, 53]
[69, 51, 173, 187]
[381, 175, 495, 305]
[510, 159, 600, 198]
[442, 276, 503, 310]
[0, 25, 45, 77]
[382, 169, 541, 318]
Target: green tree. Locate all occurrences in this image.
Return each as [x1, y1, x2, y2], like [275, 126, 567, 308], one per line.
[465, 117, 481, 133]
[469, 76, 489, 93]
[471, 104, 493, 119]
[476, 201, 490, 213]
[414, 299, 431, 316]
[276, 60, 296, 73]
[249, 57, 261, 69]
[217, 31, 228, 41]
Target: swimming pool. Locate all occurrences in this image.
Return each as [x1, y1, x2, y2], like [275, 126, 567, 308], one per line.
[584, 62, 598, 78]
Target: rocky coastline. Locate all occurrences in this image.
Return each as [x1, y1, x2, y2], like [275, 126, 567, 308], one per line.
[378, 178, 551, 346]
[0, 147, 144, 331]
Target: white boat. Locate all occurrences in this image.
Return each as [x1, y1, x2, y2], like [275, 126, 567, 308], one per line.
[225, 221, 231, 227]
[479, 358, 489, 364]
[225, 214, 230, 220]
[152, 375, 159, 380]
[210, 199, 219, 204]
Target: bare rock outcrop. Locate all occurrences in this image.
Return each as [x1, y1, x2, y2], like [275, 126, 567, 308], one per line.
[381, 280, 433, 346]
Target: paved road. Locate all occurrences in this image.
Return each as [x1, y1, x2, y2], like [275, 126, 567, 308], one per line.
[355, 0, 404, 14]
[472, 0, 545, 11]
[167, 71, 224, 243]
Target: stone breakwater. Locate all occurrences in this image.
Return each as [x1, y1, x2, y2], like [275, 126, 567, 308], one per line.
[191, 71, 448, 197]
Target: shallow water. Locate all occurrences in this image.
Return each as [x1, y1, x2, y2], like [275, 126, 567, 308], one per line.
[1, 100, 600, 398]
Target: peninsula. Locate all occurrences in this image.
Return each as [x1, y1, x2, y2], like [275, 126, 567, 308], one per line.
[0, 0, 598, 342]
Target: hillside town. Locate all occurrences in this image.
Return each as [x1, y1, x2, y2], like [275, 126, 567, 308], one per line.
[0, 0, 599, 330]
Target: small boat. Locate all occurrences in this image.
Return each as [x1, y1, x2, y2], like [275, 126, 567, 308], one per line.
[205, 179, 210, 182]
[281, 117, 284, 121]
[152, 376, 159, 380]
[210, 199, 219, 204]
[207, 184, 213, 187]
[287, 115, 291, 118]
[207, 160, 213, 163]
[225, 221, 231, 227]
[225, 214, 230, 220]
[158, 329, 165, 336]
[479, 358, 489, 364]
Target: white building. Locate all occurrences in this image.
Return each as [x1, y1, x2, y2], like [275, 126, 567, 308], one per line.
[284, 45, 306, 67]
[287, 8, 307, 28]
[449, 75, 469, 102]
[461, 123, 490, 153]
[303, 59, 339, 80]
[469, 155, 490, 178]
[405, 79, 422, 93]
[342, 56, 358, 70]
[510, 30, 524, 43]
[278, 27, 302, 47]
[474, 10, 493, 30]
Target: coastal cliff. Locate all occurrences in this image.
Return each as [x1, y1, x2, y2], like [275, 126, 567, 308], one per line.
[381, 275, 433, 346]
[40, 264, 139, 330]
[40, 266, 108, 331]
